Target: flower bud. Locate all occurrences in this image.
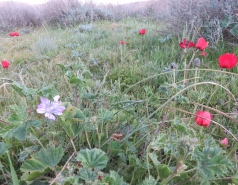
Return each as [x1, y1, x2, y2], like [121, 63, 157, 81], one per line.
[170, 62, 177, 69]
[220, 138, 228, 146]
[193, 58, 201, 67]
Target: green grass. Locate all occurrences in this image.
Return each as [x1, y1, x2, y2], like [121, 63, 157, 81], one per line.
[1, 17, 238, 185]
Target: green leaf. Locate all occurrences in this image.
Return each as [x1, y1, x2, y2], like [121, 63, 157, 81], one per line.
[98, 108, 115, 124]
[194, 145, 233, 179]
[22, 167, 51, 181]
[32, 146, 64, 168]
[200, 178, 210, 185]
[59, 104, 86, 139]
[149, 153, 160, 166]
[11, 81, 36, 98]
[61, 104, 76, 120]
[60, 104, 85, 138]
[172, 118, 187, 133]
[76, 148, 109, 170]
[38, 85, 58, 99]
[69, 75, 84, 85]
[140, 175, 157, 185]
[126, 141, 137, 153]
[57, 64, 67, 73]
[230, 24, 238, 36]
[78, 168, 97, 182]
[0, 125, 18, 139]
[60, 119, 85, 139]
[21, 159, 49, 172]
[0, 120, 41, 141]
[18, 146, 38, 162]
[158, 164, 172, 179]
[232, 173, 238, 185]
[102, 170, 129, 185]
[21, 146, 64, 181]
[150, 133, 166, 151]
[0, 142, 11, 155]
[7, 152, 20, 185]
[81, 93, 95, 100]
[8, 114, 25, 124]
[8, 103, 27, 124]
[74, 108, 85, 121]
[110, 141, 124, 154]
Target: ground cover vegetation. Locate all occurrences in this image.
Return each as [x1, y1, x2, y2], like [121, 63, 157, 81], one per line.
[1, 0, 238, 184]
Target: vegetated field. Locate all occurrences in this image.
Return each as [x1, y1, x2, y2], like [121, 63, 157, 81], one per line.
[1, 0, 238, 184]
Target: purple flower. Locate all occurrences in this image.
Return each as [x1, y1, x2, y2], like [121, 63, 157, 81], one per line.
[36, 95, 65, 121]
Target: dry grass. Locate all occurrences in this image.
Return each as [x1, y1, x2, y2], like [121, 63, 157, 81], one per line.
[0, 0, 165, 32]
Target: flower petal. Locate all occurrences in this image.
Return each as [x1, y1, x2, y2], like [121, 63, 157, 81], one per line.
[195, 37, 209, 51]
[36, 104, 47, 114]
[51, 106, 65, 115]
[45, 112, 56, 121]
[53, 95, 60, 102]
[40, 97, 50, 105]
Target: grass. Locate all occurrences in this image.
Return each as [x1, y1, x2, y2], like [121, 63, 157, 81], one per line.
[1, 17, 238, 185]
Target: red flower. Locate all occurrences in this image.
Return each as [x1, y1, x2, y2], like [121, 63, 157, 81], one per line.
[195, 37, 209, 51]
[139, 28, 146, 35]
[9, 32, 19, 37]
[119, 40, 129, 45]
[179, 38, 195, 49]
[220, 138, 228, 146]
[195, 110, 212, 127]
[218, 53, 237, 69]
[9, 32, 15, 37]
[1, 60, 10, 68]
[119, 40, 124, 45]
[201, 51, 207, 57]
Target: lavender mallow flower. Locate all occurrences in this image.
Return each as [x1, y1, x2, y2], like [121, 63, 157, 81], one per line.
[36, 95, 65, 121]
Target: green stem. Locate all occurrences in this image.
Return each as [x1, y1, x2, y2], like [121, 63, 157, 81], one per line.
[120, 45, 123, 63]
[30, 127, 44, 148]
[0, 161, 7, 183]
[85, 130, 92, 149]
[96, 128, 101, 148]
[146, 144, 151, 177]
[70, 139, 77, 153]
[227, 141, 238, 158]
[194, 67, 197, 91]
[183, 167, 197, 174]
[173, 69, 176, 85]
[184, 51, 197, 86]
[183, 57, 187, 84]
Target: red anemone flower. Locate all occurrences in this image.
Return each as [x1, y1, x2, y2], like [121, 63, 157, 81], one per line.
[220, 138, 228, 146]
[9, 32, 19, 37]
[139, 28, 146, 35]
[218, 53, 237, 69]
[119, 40, 129, 45]
[195, 37, 209, 51]
[179, 38, 195, 49]
[195, 110, 212, 127]
[9, 32, 15, 37]
[201, 51, 207, 57]
[119, 40, 125, 45]
[1, 60, 10, 68]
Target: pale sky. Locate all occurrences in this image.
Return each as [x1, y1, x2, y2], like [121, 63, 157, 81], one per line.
[0, 0, 146, 5]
